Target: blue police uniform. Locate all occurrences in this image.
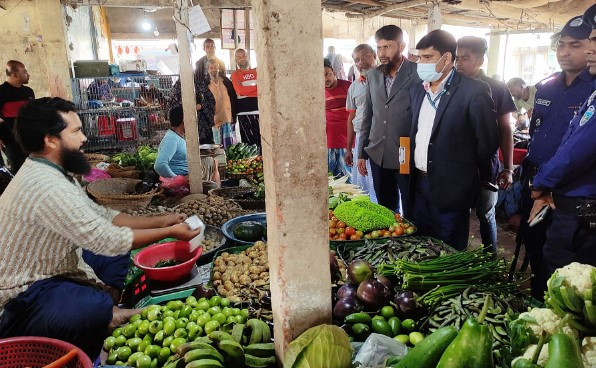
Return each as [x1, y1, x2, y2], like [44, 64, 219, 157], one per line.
[516, 13, 593, 298]
[532, 82, 596, 279]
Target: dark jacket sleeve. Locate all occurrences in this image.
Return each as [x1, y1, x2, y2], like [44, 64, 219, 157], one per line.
[359, 79, 373, 159]
[469, 82, 499, 164]
[223, 76, 238, 123]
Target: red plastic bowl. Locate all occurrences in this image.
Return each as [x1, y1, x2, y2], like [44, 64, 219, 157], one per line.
[133, 241, 202, 282]
[0, 336, 93, 368]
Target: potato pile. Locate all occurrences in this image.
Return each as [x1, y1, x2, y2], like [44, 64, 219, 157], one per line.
[173, 196, 243, 227]
[124, 205, 172, 217]
[212, 241, 270, 303]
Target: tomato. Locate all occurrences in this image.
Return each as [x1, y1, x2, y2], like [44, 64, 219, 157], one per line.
[364, 234, 372, 239]
[329, 228, 336, 236]
[402, 223, 410, 229]
[406, 227, 416, 235]
[333, 235, 339, 240]
[336, 228, 344, 235]
[329, 220, 337, 228]
[350, 234, 361, 241]
[382, 230, 391, 237]
[344, 227, 356, 236]
[337, 221, 347, 228]
[356, 230, 364, 237]
[388, 226, 396, 232]
[371, 230, 380, 238]
[394, 226, 404, 236]
[339, 233, 348, 240]
[395, 213, 402, 221]
[331, 216, 338, 222]
[391, 232, 397, 237]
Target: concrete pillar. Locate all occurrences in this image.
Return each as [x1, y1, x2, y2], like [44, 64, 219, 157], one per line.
[175, 0, 203, 194]
[35, 0, 72, 98]
[252, 0, 332, 359]
[0, 0, 71, 98]
[487, 34, 502, 79]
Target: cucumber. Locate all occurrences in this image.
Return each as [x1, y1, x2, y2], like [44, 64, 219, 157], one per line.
[184, 359, 223, 368]
[371, 318, 393, 337]
[345, 312, 372, 325]
[396, 326, 458, 368]
[245, 342, 275, 358]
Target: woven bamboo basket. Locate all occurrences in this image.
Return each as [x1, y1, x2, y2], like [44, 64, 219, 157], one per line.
[84, 153, 110, 167]
[208, 187, 265, 210]
[87, 178, 161, 210]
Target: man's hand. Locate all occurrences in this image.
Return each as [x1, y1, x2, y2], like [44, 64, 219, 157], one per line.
[159, 213, 187, 228]
[196, 104, 202, 111]
[357, 159, 368, 176]
[169, 222, 202, 241]
[497, 170, 513, 190]
[345, 151, 353, 167]
[530, 189, 545, 200]
[528, 194, 556, 223]
[0, 117, 4, 124]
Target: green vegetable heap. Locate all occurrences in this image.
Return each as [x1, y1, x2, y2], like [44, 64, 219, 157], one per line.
[333, 199, 395, 232]
[112, 145, 158, 172]
[283, 325, 353, 368]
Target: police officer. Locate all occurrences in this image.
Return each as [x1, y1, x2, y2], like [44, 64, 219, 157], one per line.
[529, 3, 596, 284]
[516, 14, 593, 298]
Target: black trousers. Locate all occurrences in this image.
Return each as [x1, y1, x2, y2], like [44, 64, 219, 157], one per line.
[369, 159, 409, 216]
[238, 114, 261, 150]
[2, 137, 26, 174]
[517, 166, 550, 299]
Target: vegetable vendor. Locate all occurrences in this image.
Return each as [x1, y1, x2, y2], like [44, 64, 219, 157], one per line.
[154, 105, 220, 185]
[0, 97, 201, 359]
[529, 4, 596, 284]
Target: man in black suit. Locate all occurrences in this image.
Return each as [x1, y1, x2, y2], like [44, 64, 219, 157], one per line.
[409, 30, 499, 250]
[195, 39, 226, 85]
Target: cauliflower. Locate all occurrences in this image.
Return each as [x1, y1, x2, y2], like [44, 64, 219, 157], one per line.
[512, 343, 549, 367]
[519, 308, 577, 337]
[583, 336, 596, 368]
[557, 262, 595, 295]
[510, 307, 577, 356]
[546, 262, 596, 332]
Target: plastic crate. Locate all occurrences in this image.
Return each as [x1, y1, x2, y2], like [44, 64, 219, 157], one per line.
[97, 115, 116, 136]
[0, 336, 93, 368]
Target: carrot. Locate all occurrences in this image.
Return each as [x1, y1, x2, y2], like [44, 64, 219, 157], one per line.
[42, 349, 78, 368]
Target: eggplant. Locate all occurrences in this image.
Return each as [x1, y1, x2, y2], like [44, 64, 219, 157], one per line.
[375, 275, 394, 297]
[394, 291, 427, 320]
[356, 279, 391, 309]
[330, 252, 340, 283]
[333, 297, 362, 321]
[347, 259, 373, 284]
[336, 283, 358, 301]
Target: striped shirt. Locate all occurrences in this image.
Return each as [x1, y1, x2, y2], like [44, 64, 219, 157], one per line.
[0, 158, 133, 311]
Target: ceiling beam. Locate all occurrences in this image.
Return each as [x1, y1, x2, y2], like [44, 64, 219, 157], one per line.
[60, 0, 250, 8]
[344, 0, 430, 18]
[344, 0, 384, 7]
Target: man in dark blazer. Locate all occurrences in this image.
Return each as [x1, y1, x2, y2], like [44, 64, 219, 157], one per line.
[357, 25, 421, 215]
[409, 30, 499, 250]
[195, 39, 226, 85]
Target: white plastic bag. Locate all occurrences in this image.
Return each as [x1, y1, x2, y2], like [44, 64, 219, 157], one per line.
[353, 333, 408, 368]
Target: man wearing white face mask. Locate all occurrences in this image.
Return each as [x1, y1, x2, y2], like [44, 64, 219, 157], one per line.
[408, 30, 499, 250]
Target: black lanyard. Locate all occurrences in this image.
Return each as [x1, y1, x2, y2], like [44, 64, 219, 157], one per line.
[425, 70, 455, 110]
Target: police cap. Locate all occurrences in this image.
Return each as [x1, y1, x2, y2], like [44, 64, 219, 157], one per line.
[560, 15, 591, 39]
[582, 4, 596, 30]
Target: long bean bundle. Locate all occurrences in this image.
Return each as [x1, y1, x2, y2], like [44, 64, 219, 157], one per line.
[378, 248, 517, 306]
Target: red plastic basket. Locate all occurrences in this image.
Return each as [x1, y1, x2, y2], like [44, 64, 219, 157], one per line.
[133, 241, 203, 282]
[0, 336, 92, 368]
